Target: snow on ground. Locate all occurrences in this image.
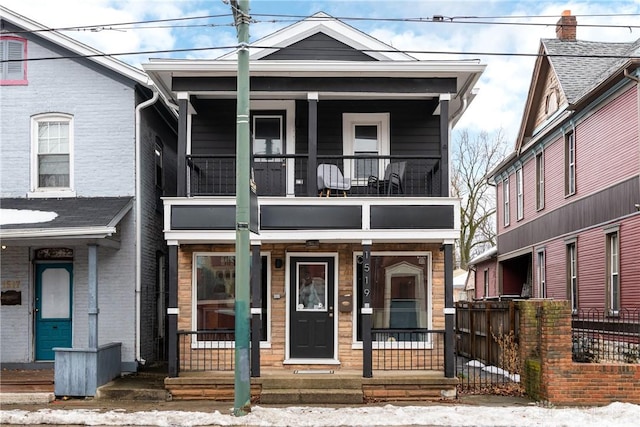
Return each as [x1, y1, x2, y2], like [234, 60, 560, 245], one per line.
[2, 402, 639, 426]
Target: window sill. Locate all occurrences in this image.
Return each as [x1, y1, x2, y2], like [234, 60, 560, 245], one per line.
[28, 190, 77, 199]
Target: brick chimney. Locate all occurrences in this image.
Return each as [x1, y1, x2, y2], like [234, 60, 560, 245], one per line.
[556, 10, 577, 40]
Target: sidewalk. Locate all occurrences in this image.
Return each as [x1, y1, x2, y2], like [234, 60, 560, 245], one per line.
[0, 367, 533, 413]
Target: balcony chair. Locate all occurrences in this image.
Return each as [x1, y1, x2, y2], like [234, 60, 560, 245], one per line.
[368, 161, 406, 195]
[317, 163, 351, 197]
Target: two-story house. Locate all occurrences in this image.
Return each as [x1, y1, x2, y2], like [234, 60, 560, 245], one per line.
[483, 11, 640, 311]
[0, 6, 177, 395]
[143, 12, 485, 398]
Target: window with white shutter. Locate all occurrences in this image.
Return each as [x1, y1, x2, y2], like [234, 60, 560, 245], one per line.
[1, 36, 27, 84]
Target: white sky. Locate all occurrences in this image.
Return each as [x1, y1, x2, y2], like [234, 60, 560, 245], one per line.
[2, 402, 640, 426]
[2, 0, 640, 145]
[0, 209, 58, 225]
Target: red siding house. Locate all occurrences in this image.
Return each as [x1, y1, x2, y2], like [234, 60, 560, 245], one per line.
[485, 11, 640, 312]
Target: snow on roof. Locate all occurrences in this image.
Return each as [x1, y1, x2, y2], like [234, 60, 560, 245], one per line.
[0, 209, 57, 226]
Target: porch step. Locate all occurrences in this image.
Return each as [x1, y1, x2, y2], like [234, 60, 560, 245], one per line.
[259, 374, 363, 404]
[260, 388, 363, 404]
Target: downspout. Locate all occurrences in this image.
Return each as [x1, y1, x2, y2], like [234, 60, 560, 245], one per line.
[134, 87, 160, 367]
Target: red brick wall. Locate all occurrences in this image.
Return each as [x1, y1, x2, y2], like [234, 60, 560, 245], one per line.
[519, 300, 640, 405]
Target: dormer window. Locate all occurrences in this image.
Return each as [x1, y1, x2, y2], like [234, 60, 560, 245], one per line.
[1, 36, 27, 85]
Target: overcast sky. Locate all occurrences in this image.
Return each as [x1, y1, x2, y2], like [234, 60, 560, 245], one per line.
[3, 0, 640, 145]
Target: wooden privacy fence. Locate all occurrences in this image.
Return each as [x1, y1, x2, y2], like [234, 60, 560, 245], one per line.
[455, 300, 519, 367]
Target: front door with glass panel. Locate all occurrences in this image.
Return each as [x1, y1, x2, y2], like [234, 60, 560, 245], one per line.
[289, 257, 335, 359]
[252, 113, 286, 196]
[35, 263, 73, 360]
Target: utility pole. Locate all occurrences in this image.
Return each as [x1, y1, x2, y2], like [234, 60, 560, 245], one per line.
[230, 0, 251, 416]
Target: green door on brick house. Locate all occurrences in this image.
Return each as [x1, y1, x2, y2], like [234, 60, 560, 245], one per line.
[35, 263, 73, 360]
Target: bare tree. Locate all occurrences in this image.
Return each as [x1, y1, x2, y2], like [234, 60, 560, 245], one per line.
[452, 129, 509, 270]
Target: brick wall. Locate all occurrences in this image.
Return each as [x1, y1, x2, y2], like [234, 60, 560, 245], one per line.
[519, 300, 640, 405]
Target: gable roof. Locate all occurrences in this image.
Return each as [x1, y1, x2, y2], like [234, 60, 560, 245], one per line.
[0, 5, 150, 86]
[220, 12, 415, 62]
[512, 36, 640, 156]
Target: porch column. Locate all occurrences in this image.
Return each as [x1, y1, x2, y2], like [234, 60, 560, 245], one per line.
[177, 93, 190, 197]
[439, 94, 450, 197]
[361, 241, 373, 378]
[443, 243, 455, 378]
[307, 92, 319, 196]
[88, 243, 98, 349]
[167, 242, 179, 377]
[250, 242, 262, 377]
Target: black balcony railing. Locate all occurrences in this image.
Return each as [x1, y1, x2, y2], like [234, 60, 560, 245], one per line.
[186, 154, 441, 197]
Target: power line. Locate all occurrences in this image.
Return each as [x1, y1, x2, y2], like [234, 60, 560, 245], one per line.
[3, 44, 639, 64]
[5, 12, 640, 35]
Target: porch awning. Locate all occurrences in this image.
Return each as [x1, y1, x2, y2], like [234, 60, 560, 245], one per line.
[0, 197, 133, 245]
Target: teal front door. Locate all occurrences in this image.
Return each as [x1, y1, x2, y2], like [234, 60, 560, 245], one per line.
[35, 263, 73, 360]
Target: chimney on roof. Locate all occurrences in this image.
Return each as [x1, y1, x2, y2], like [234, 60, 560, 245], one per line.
[556, 10, 577, 41]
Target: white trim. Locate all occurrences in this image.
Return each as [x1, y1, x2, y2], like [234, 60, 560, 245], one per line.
[251, 100, 296, 195]
[167, 308, 179, 315]
[285, 252, 339, 363]
[342, 113, 390, 183]
[220, 12, 414, 62]
[351, 251, 433, 345]
[0, 226, 116, 239]
[29, 113, 74, 195]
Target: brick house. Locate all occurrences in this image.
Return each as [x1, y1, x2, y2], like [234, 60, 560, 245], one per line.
[142, 12, 485, 398]
[0, 6, 177, 395]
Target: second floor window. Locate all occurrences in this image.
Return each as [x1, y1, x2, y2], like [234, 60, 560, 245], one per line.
[516, 167, 524, 220]
[32, 114, 73, 192]
[566, 241, 578, 312]
[536, 152, 545, 210]
[503, 177, 510, 226]
[483, 269, 489, 298]
[565, 130, 575, 196]
[1, 36, 27, 85]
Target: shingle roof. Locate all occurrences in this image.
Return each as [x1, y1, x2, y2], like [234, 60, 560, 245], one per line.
[542, 38, 639, 104]
[0, 197, 132, 232]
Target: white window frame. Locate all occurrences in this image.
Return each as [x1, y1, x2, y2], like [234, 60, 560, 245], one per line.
[351, 251, 432, 349]
[536, 152, 545, 210]
[606, 230, 620, 315]
[191, 251, 271, 349]
[567, 241, 578, 313]
[516, 167, 524, 220]
[29, 113, 75, 198]
[483, 269, 489, 298]
[342, 113, 390, 185]
[503, 177, 510, 227]
[1, 36, 27, 85]
[565, 130, 576, 196]
[536, 249, 546, 298]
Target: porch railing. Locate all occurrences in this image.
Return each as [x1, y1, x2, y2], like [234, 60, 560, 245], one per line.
[187, 154, 441, 197]
[371, 328, 445, 370]
[177, 329, 235, 373]
[572, 308, 640, 364]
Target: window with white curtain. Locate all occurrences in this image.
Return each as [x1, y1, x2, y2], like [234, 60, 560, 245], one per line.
[31, 114, 74, 195]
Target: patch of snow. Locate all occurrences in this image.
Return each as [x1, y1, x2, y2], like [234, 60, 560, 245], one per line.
[2, 402, 640, 426]
[466, 360, 486, 368]
[0, 209, 58, 225]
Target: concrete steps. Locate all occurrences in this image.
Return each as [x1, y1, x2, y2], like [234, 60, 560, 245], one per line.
[259, 374, 364, 404]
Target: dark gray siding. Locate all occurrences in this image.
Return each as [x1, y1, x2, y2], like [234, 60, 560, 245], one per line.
[262, 32, 376, 61]
[498, 177, 639, 254]
[191, 99, 237, 154]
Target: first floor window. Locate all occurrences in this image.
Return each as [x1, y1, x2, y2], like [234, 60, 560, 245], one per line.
[194, 253, 268, 341]
[566, 242, 578, 312]
[606, 231, 620, 314]
[355, 252, 431, 343]
[536, 250, 546, 298]
[32, 114, 73, 191]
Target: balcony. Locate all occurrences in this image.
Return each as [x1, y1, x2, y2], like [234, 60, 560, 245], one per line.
[186, 154, 442, 198]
